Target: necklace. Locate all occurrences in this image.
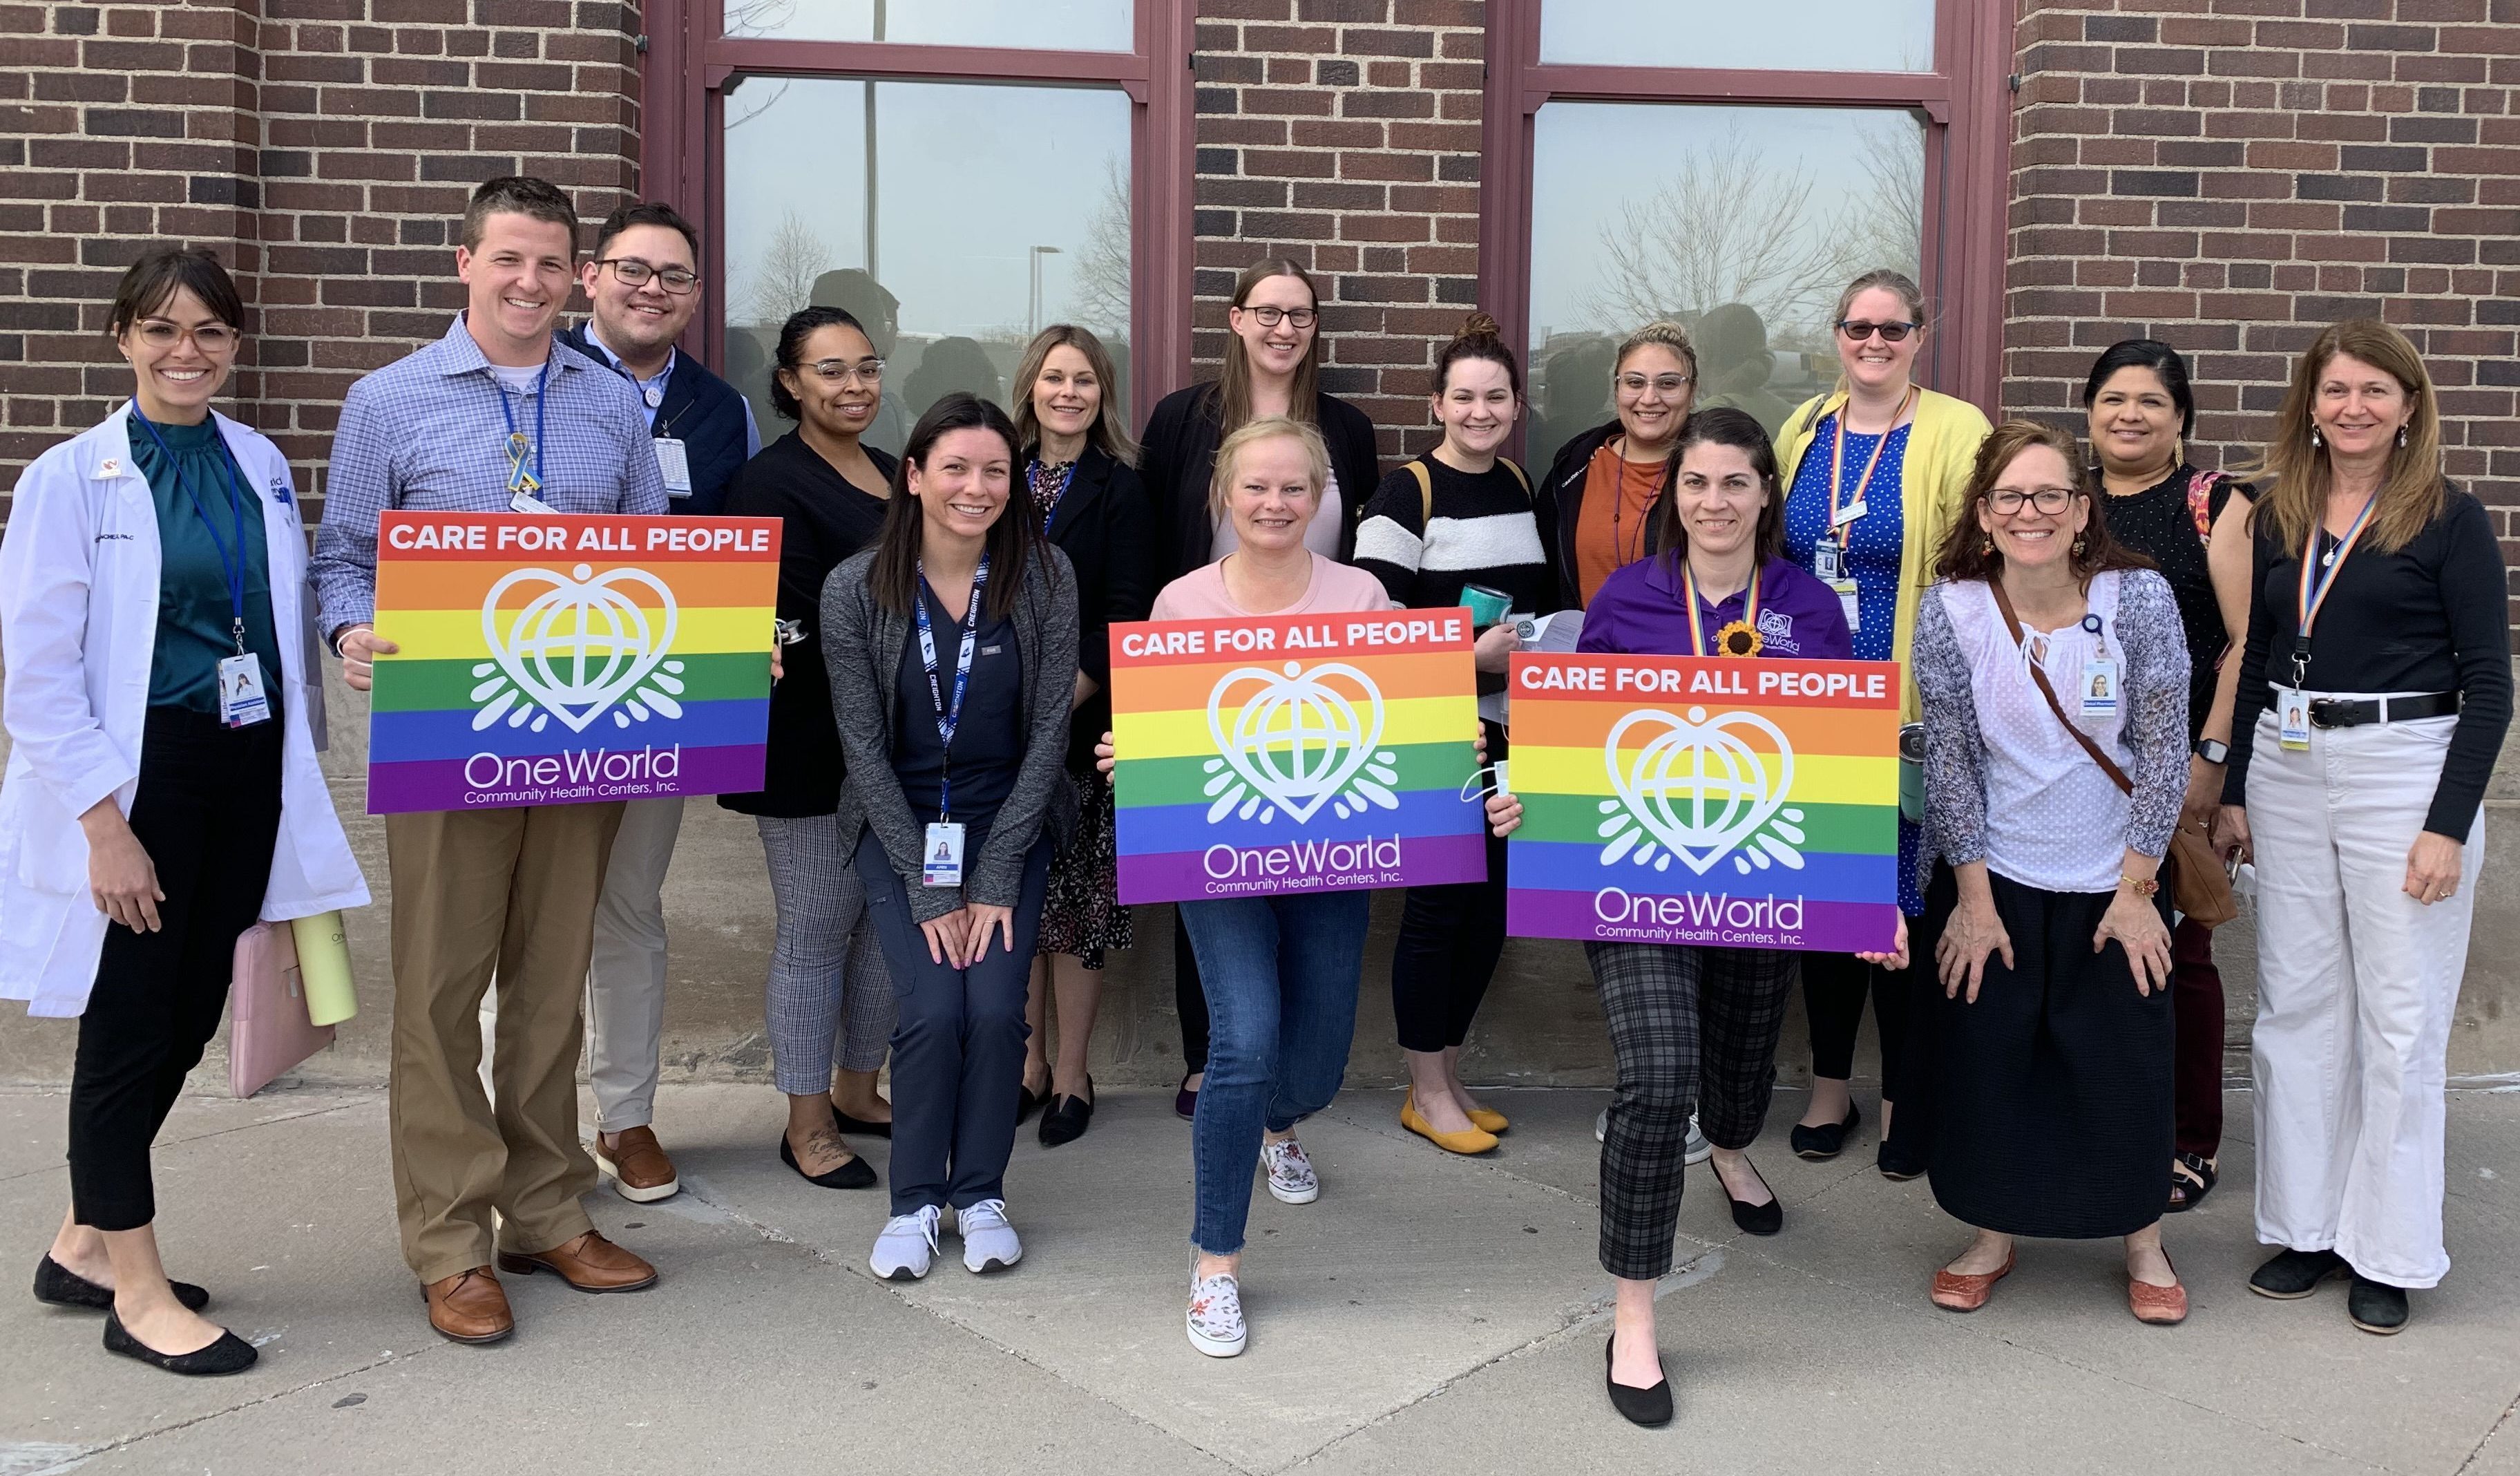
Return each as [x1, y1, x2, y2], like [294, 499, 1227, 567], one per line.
[1608, 442, 1659, 567]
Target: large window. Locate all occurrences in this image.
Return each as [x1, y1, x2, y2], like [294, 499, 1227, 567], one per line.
[1483, 0, 2010, 463]
[642, 1, 1192, 440]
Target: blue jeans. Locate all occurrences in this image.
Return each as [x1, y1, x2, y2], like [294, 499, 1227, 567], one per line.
[1179, 890, 1373, 1255]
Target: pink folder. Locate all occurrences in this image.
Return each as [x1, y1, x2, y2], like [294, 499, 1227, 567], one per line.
[229, 921, 334, 1098]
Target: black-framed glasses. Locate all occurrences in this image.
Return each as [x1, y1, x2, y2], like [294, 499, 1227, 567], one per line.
[1986, 486, 2077, 515]
[1240, 305, 1317, 329]
[598, 258, 700, 294]
[133, 319, 238, 352]
[1838, 319, 1918, 343]
[806, 358, 886, 385]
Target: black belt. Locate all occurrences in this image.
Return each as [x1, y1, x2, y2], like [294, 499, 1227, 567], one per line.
[2307, 691, 2460, 729]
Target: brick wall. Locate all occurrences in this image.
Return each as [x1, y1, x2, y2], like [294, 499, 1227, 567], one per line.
[0, 0, 643, 515]
[1192, 0, 1484, 462]
[2006, 0, 2520, 593]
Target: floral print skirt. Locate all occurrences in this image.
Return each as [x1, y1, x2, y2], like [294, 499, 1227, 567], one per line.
[1036, 762, 1134, 969]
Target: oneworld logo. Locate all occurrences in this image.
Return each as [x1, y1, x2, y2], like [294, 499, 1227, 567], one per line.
[470, 562, 687, 734]
[1201, 661, 1402, 825]
[1598, 704, 1808, 876]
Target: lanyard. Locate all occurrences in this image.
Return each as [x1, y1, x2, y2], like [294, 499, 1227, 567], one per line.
[2289, 492, 2379, 685]
[1824, 386, 1916, 535]
[129, 408, 251, 654]
[913, 555, 992, 820]
[495, 360, 551, 495]
[1682, 560, 1761, 658]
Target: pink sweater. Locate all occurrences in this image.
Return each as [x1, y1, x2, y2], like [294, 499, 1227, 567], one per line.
[1151, 552, 1396, 620]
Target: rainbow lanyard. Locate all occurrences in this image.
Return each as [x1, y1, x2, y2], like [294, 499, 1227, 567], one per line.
[1683, 560, 1761, 657]
[2289, 492, 2378, 687]
[1824, 385, 1916, 534]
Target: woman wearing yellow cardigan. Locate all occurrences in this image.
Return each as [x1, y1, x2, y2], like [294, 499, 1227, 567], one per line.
[1773, 268, 1992, 1177]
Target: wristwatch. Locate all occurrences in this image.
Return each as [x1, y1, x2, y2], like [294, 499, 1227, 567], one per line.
[2192, 738, 2229, 765]
[2120, 874, 2161, 897]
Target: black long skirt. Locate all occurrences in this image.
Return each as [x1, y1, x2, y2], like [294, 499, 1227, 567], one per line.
[1925, 870, 2173, 1240]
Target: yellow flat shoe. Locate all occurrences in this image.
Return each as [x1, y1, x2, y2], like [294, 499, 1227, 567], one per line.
[1402, 1092, 1498, 1155]
[1466, 1107, 1509, 1135]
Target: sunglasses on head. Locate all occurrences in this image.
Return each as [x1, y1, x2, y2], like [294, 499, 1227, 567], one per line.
[1837, 319, 1918, 343]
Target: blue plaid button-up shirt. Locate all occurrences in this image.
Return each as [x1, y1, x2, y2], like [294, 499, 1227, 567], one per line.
[311, 314, 670, 635]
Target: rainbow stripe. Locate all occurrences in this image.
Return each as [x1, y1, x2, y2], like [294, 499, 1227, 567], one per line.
[1109, 608, 1488, 903]
[1504, 653, 1902, 952]
[365, 511, 779, 814]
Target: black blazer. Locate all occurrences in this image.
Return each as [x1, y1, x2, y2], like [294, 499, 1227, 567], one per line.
[1533, 418, 1670, 609]
[1138, 381, 1381, 580]
[1022, 442, 1158, 767]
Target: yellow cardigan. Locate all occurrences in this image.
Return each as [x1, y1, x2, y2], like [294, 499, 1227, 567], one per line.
[1775, 386, 1993, 724]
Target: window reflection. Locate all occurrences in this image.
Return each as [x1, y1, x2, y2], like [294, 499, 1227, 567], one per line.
[1538, 1, 1934, 73]
[725, 0, 1134, 53]
[1524, 102, 1924, 471]
[721, 76, 1132, 451]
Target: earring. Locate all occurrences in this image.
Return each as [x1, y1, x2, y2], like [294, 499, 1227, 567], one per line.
[2398, 426, 2409, 448]
[1979, 536, 1994, 556]
[2311, 426, 2322, 448]
[2173, 435, 2186, 468]
[2072, 535, 2088, 557]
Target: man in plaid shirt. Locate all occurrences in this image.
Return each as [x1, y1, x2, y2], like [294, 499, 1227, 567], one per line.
[312, 176, 668, 1347]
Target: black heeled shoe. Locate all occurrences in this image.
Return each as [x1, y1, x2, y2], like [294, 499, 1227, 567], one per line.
[102, 1311, 256, 1376]
[1039, 1079, 1095, 1148]
[1789, 1101, 1860, 1160]
[1018, 1079, 1051, 1126]
[1605, 1333, 1673, 1428]
[832, 1108, 893, 1139]
[1715, 1157, 1782, 1236]
[35, 1256, 209, 1313]
[779, 1128, 877, 1189]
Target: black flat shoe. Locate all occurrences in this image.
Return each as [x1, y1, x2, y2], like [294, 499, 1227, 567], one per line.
[2249, 1247, 2347, 1300]
[1039, 1080, 1095, 1148]
[35, 1256, 209, 1314]
[1875, 1137, 1927, 1182]
[1715, 1157, 1783, 1236]
[832, 1108, 893, 1139]
[1018, 1081, 1051, 1126]
[779, 1132, 877, 1189]
[1174, 1074, 1199, 1122]
[1605, 1334, 1672, 1428]
[102, 1311, 256, 1376]
[1789, 1101, 1860, 1160]
[2348, 1274, 2409, 1335]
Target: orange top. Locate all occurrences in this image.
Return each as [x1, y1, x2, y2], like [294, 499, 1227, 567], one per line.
[1574, 441, 1666, 605]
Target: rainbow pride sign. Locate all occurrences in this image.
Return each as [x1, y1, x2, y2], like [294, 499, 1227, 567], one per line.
[1505, 653, 1900, 952]
[365, 511, 779, 814]
[1108, 609, 1486, 904]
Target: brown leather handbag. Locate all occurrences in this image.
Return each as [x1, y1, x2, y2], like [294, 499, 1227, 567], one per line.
[1988, 581, 2238, 927]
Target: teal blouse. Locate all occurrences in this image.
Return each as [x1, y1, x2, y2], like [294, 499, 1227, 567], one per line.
[128, 414, 284, 716]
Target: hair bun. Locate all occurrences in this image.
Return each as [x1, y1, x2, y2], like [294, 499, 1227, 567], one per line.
[1458, 311, 1503, 341]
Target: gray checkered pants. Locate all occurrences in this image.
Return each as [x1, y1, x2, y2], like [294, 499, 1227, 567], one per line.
[1587, 941, 1799, 1280]
[757, 815, 896, 1092]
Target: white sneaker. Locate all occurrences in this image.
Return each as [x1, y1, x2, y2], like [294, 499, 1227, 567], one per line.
[870, 1204, 942, 1280]
[1594, 1108, 1714, 1166]
[1261, 1136, 1319, 1204]
[1187, 1269, 1248, 1358]
[956, 1198, 1023, 1274]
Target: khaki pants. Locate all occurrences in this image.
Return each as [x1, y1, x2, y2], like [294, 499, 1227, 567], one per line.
[385, 802, 625, 1285]
[585, 795, 685, 1132]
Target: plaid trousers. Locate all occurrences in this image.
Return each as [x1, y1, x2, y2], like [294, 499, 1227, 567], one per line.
[1588, 941, 1800, 1280]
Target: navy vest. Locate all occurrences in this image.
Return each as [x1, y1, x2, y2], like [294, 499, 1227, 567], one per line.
[560, 324, 752, 516]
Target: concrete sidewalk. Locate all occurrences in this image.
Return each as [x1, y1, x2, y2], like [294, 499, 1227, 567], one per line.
[0, 1084, 2514, 1476]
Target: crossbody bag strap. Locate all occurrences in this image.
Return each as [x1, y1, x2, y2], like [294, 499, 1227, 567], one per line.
[1985, 578, 2135, 797]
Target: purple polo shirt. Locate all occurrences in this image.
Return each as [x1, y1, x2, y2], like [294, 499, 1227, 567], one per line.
[1577, 554, 1854, 660]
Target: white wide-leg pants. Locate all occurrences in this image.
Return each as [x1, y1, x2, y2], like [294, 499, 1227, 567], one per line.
[2245, 708, 2480, 1289]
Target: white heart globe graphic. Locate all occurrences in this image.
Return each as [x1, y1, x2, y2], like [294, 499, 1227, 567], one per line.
[477, 563, 680, 733]
[1203, 661, 1395, 825]
[1603, 706, 1796, 875]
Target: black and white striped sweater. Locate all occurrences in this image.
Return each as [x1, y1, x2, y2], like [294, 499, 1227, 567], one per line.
[1353, 453, 1561, 617]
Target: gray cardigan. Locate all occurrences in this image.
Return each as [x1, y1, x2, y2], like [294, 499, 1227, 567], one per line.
[821, 544, 1081, 923]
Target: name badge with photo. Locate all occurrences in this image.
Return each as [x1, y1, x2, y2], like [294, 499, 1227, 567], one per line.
[923, 821, 966, 887]
[2277, 688, 2312, 750]
[217, 653, 271, 728]
[2080, 659, 2119, 719]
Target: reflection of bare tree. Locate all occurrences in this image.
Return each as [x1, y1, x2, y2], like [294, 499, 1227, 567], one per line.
[1835, 122, 1924, 292]
[1065, 154, 1131, 335]
[747, 211, 834, 327]
[723, 0, 799, 37]
[725, 79, 792, 132]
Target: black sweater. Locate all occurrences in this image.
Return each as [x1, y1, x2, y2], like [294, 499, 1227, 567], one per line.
[1022, 442, 1158, 768]
[1533, 418, 1668, 609]
[1138, 381, 1381, 580]
[716, 433, 898, 818]
[2224, 484, 2512, 838]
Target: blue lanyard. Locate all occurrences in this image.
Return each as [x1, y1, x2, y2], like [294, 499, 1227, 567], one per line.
[494, 360, 551, 494]
[129, 407, 251, 654]
[913, 555, 992, 820]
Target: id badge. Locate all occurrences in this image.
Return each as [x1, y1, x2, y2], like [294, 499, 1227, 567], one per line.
[2277, 689, 2313, 750]
[510, 489, 556, 514]
[1831, 578, 1862, 632]
[216, 652, 271, 728]
[1813, 538, 1842, 582]
[653, 437, 694, 497]
[1832, 500, 1867, 529]
[923, 821, 967, 887]
[2080, 659, 2119, 718]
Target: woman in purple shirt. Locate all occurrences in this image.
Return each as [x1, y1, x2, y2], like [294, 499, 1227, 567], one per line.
[1491, 408, 1859, 1426]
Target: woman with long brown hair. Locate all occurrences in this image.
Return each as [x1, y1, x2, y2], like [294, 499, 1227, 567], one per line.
[2213, 321, 2510, 1335]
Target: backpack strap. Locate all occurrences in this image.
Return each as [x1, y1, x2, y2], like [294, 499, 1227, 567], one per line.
[2185, 469, 2220, 545]
[1406, 460, 1433, 527]
[1500, 457, 1531, 498]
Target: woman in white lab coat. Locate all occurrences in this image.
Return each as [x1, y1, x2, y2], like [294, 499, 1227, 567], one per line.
[0, 247, 366, 1376]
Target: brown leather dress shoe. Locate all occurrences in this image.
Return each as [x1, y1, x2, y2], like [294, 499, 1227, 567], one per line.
[595, 1126, 680, 1203]
[424, 1267, 514, 1345]
[1930, 1250, 2016, 1313]
[497, 1231, 658, 1294]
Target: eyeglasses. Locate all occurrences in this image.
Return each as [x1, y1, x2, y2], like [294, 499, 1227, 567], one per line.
[1615, 372, 1692, 396]
[598, 258, 700, 294]
[1838, 319, 1918, 343]
[132, 319, 238, 352]
[805, 358, 886, 385]
[1985, 486, 2078, 515]
[1239, 305, 1317, 329]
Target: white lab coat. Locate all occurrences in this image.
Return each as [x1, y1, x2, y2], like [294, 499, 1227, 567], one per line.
[0, 407, 369, 1017]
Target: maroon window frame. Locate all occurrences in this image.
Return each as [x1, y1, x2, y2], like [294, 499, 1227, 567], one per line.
[1478, 0, 2012, 426]
[639, 0, 1195, 428]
